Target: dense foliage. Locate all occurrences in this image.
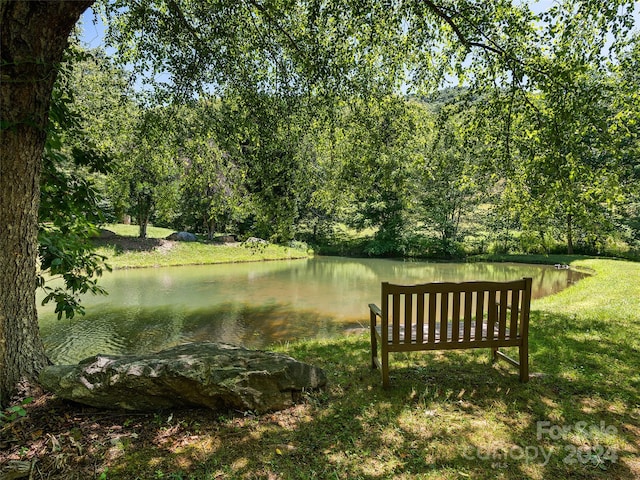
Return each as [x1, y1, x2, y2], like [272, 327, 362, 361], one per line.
[38, 46, 112, 319]
[37, 0, 640, 319]
[62, 53, 639, 259]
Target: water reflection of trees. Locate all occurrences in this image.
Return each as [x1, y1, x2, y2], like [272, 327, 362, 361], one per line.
[39, 258, 587, 363]
[313, 258, 588, 301]
[40, 303, 347, 364]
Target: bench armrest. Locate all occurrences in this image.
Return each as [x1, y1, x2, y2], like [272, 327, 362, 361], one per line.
[369, 303, 382, 317]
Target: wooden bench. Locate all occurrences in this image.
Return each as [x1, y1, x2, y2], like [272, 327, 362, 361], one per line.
[369, 278, 533, 386]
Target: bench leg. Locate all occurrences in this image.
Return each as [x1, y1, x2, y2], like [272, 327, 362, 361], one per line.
[493, 346, 529, 382]
[491, 347, 499, 363]
[371, 341, 378, 369]
[381, 349, 390, 387]
[519, 344, 529, 383]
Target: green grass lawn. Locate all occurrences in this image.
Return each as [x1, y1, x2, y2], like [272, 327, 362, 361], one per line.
[95, 224, 312, 268]
[95, 241, 311, 268]
[88, 257, 638, 479]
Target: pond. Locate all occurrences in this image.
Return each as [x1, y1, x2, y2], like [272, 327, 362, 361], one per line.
[38, 256, 586, 364]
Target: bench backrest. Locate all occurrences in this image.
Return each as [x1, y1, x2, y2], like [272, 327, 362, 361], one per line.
[380, 278, 532, 347]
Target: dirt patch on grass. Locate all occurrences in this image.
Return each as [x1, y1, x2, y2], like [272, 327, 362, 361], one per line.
[92, 235, 177, 254]
[155, 240, 177, 254]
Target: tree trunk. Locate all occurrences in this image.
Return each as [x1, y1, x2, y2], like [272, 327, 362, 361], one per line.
[207, 217, 215, 241]
[138, 197, 150, 239]
[0, 0, 93, 406]
[139, 214, 149, 239]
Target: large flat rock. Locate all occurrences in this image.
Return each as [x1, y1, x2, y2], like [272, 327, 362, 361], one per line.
[39, 342, 326, 413]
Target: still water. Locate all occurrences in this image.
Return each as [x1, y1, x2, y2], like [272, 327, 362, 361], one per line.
[38, 256, 586, 364]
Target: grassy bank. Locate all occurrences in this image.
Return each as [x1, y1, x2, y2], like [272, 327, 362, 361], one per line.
[3, 258, 638, 479]
[469, 253, 592, 266]
[94, 224, 311, 268]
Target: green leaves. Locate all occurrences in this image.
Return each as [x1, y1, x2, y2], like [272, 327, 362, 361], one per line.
[0, 397, 33, 426]
[38, 45, 114, 319]
[76, 0, 640, 257]
[177, 104, 246, 239]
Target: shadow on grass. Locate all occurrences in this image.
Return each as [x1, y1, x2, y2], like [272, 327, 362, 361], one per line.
[96, 320, 639, 480]
[92, 236, 168, 253]
[529, 310, 640, 403]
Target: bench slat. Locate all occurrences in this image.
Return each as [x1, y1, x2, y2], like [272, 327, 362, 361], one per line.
[392, 292, 400, 344]
[428, 292, 437, 343]
[463, 291, 472, 341]
[475, 290, 484, 340]
[452, 291, 461, 342]
[440, 292, 449, 342]
[498, 289, 508, 339]
[416, 292, 425, 344]
[487, 290, 496, 341]
[510, 289, 520, 337]
[404, 293, 413, 344]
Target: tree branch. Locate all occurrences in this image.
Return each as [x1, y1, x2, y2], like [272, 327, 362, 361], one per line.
[421, 0, 568, 91]
[422, 0, 505, 56]
[246, 0, 303, 55]
[166, 0, 202, 44]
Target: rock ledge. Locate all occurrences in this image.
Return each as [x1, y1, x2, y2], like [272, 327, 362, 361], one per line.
[40, 342, 326, 413]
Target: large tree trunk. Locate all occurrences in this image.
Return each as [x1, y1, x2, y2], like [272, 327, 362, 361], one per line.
[137, 195, 151, 239]
[0, 0, 94, 406]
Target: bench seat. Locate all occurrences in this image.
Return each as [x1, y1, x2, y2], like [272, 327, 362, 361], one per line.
[375, 321, 514, 345]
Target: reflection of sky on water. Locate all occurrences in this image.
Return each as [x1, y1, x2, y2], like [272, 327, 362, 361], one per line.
[38, 257, 586, 364]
